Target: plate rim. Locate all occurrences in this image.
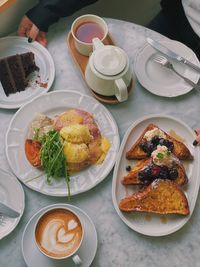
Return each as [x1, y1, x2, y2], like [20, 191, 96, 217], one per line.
[21, 203, 98, 267]
[0, 167, 25, 240]
[134, 39, 200, 97]
[0, 36, 55, 109]
[112, 114, 200, 236]
[5, 89, 120, 197]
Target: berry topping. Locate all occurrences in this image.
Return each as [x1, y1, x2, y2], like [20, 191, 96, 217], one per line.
[140, 137, 174, 155]
[138, 164, 178, 183]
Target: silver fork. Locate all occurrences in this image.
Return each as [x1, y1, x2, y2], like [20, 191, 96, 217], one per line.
[153, 54, 200, 90]
[0, 213, 6, 226]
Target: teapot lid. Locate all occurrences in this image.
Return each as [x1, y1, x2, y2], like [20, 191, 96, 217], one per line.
[93, 46, 127, 76]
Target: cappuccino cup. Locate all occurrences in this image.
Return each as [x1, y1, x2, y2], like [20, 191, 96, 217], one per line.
[71, 14, 108, 56]
[34, 207, 84, 264]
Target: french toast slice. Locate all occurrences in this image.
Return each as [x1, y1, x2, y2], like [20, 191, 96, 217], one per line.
[122, 157, 188, 186]
[119, 179, 189, 215]
[126, 123, 193, 160]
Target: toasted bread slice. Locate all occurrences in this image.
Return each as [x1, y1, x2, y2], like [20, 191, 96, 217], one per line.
[122, 158, 188, 186]
[126, 123, 193, 160]
[119, 179, 189, 215]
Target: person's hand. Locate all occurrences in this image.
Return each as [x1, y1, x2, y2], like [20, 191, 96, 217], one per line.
[17, 16, 47, 47]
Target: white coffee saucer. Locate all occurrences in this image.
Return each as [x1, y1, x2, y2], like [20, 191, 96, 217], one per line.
[21, 204, 98, 267]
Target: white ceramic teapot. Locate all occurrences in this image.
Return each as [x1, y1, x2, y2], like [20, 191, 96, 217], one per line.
[85, 38, 132, 102]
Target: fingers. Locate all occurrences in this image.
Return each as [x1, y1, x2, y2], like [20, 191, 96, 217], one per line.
[17, 16, 32, 37]
[193, 133, 200, 146]
[17, 16, 48, 46]
[28, 24, 39, 43]
[36, 32, 48, 47]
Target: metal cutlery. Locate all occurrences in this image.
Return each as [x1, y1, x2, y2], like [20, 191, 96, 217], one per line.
[0, 213, 6, 226]
[147, 37, 200, 73]
[153, 54, 200, 90]
[0, 201, 20, 218]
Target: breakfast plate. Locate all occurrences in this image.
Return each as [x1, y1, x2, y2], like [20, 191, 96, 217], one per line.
[0, 168, 25, 240]
[134, 39, 200, 97]
[0, 36, 55, 109]
[112, 114, 200, 236]
[6, 90, 120, 196]
[21, 203, 98, 267]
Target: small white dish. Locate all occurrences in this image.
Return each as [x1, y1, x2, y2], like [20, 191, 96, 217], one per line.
[0, 36, 55, 109]
[134, 39, 200, 97]
[6, 90, 120, 196]
[21, 203, 98, 267]
[112, 114, 200, 236]
[0, 168, 25, 240]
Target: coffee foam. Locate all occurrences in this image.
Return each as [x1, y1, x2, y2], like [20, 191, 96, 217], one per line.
[35, 209, 82, 258]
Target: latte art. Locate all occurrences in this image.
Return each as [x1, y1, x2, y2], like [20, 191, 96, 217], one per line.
[35, 209, 83, 258]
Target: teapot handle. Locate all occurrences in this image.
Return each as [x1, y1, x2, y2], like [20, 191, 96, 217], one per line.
[92, 38, 104, 51]
[114, 78, 128, 102]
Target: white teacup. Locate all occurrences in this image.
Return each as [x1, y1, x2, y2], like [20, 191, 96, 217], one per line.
[71, 14, 108, 56]
[85, 38, 133, 102]
[34, 207, 84, 265]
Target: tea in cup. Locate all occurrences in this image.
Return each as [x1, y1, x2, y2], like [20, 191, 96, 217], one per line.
[34, 207, 83, 264]
[71, 14, 108, 56]
[85, 38, 133, 102]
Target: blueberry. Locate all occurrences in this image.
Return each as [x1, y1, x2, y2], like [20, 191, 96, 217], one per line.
[159, 166, 169, 179]
[159, 138, 166, 146]
[140, 141, 154, 155]
[169, 169, 178, 180]
[138, 166, 152, 181]
[138, 171, 146, 180]
[126, 165, 131, 172]
[151, 135, 160, 145]
[167, 142, 174, 151]
[140, 142, 148, 152]
[159, 170, 168, 179]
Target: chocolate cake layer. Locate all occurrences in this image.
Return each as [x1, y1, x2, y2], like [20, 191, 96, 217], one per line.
[0, 52, 39, 96]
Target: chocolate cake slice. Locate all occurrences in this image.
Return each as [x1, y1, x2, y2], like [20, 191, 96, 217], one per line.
[0, 52, 39, 96]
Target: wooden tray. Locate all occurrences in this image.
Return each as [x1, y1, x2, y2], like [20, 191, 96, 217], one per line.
[0, 0, 16, 13]
[67, 31, 133, 104]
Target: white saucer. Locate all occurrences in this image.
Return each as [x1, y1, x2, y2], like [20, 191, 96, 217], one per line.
[0, 168, 25, 240]
[0, 36, 55, 109]
[134, 39, 200, 97]
[21, 204, 98, 267]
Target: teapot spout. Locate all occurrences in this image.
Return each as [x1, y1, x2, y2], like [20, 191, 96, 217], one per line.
[92, 38, 104, 51]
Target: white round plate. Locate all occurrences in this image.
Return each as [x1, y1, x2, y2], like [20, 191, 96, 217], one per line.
[21, 203, 98, 267]
[6, 90, 120, 196]
[0, 168, 25, 240]
[134, 39, 200, 97]
[0, 36, 55, 109]
[112, 114, 200, 236]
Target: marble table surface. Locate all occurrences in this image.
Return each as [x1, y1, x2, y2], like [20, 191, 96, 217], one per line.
[1, 17, 200, 267]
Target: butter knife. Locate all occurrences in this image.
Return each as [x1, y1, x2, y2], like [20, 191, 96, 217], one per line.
[147, 37, 200, 73]
[0, 201, 20, 218]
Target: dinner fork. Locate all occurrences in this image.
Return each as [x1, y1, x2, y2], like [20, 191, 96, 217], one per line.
[0, 213, 6, 226]
[153, 55, 200, 90]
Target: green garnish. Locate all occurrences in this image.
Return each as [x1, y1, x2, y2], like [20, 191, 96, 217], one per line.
[157, 152, 164, 159]
[40, 130, 70, 198]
